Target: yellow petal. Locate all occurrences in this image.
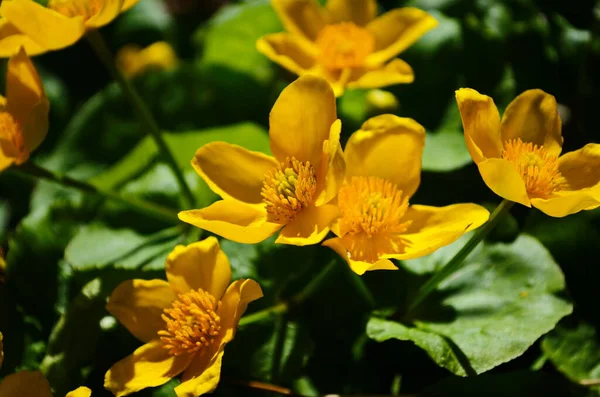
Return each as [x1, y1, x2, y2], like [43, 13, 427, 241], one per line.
[500, 89, 563, 156]
[66, 387, 92, 397]
[175, 348, 225, 397]
[104, 340, 193, 397]
[0, 371, 52, 397]
[121, 0, 139, 11]
[275, 203, 339, 245]
[0, 331, 3, 369]
[218, 279, 263, 344]
[6, 47, 48, 153]
[1, 0, 86, 51]
[323, 237, 397, 275]
[384, 203, 490, 260]
[192, 142, 278, 204]
[314, 119, 345, 206]
[325, 0, 377, 25]
[0, 153, 15, 172]
[364, 7, 438, 66]
[165, 237, 231, 299]
[106, 279, 175, 343]
[271, 0, 326, 42]
[558, 144, 600, 191]
[531, 192, 600, 218]
[455, 88, 503, 164]
[178, 200, 282, 244]
[256, 33, 317, 76]
[117, 41, 179, 78]
[0, 20, 47, 57]
[269, 74, 337, 167]
[86, 0, 123, 28]
[478, 158, 530, 207]
[347, 58, 414, 90]
[344, 114, 425, 198]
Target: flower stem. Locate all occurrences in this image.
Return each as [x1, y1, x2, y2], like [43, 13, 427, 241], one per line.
[408, 199, 514, 312]
[85, 29, 195, 210]
[238, 302, 288, 327]
[14, 162, 180, 224]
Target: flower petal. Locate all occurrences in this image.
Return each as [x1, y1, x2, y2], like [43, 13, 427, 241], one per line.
[558, 144, 600, 191]
[500, 89, 563, 156]
[455, 88, 503, 163]
[0, 152, 15, 172]
[347, 58, 414, 90]
[478, 158, 530, 207]
[323, 237, 397, 275]
[1, 0, 86, 51]
[256, 33, 317, 76]
[122, 0, 139, 11]
[218, 279, 263, 344]
[531, 192, 600, 218]
[269, 74, 337, 167]
[175, 348, 225, 397]
[271, 0, 326, 42]
[86, 0, 123, 28]
[106, 279, 175, 343]
[364, 7, 438, 66]
[192, 142, 279, 204]
[66, 387, 92, 397]
[178, 200, 282, 244]
[0, 371, 52, 397]
[344, 114, 425, 198]
[325, 0, 377, 25]
[104, 340, 193, 397]
[0, 331, 3, 369]
[314, 119, 345, 206]
[0, 20, 47, 57]
[384, 203, 490, 260]
[275, 203, 339, 245]
[165, 237, 231, 299]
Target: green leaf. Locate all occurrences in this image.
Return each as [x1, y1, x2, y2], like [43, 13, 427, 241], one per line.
[367, 235, 573, 376]
[111, 0, 174, 46]
[542, 321, 600, 394]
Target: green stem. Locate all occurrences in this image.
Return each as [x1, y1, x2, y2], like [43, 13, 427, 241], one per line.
[347, 269, 376, 309]
[408, 199, 514, 312]
[14, 162, 179, 224]
[85, 29, 195, 210]
[238, 302, 288, 327]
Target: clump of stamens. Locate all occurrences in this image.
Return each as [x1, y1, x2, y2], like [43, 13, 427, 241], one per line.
[158, 289, 221, 356]
[48, 0, 102, 19]
[261, 157, 317, 224]
[502, 138, 565, 198]
[315, 22, 375, 70]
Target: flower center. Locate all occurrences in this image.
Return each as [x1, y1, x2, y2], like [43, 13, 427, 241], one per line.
[0, 112, 27, 163]
[261, 157, 317, 224]
[315, 22, 375, 70]
[501, 138, 565, 198]
[48, 0, 102, 19]
[158, 289, 221, 356]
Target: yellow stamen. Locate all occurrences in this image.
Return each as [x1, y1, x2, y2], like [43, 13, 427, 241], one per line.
[502, 138, 564, 198]
[0, 112, 27, 163]
[158, 289, 221, 356]
[48, 0, 102, 19]
[315, 22, 375, 70]
[261, 157, 317, 224]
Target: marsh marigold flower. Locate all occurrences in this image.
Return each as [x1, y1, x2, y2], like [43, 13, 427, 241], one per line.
[323, 115, 490, 275]
[0, 47, 49, 172]
[116, 41, 179, 78]
[178, 75, 345, 245]
[456, 88, 600, 217]
[257, 0, 437, 96]
[104, 237, 263, 397]
[0, 0, 138, 56]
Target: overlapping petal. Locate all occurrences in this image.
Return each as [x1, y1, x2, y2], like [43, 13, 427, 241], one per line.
[477, 158, 531, 207]
[314, 119, 345, 206]
[0, 371, 52, 397]
[165, 237, 231, 298]
[106, 279, 175, 343]
[275, 203, 339, 245]
[86, 0, 124, 28]
[323, 237, 398, 275]
[325, 0, 377, 26]
[256, 33, 317, 76]
[175, 349, 225, 397]
[218, 279, 264, 344]
[0, 21, 46, 57]
[270, 0, 326, 43]
[66, 387, 92, 397]
[347, 59, 414, 90]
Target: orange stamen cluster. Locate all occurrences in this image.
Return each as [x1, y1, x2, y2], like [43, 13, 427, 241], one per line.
[0, 111, 27, 163]
[261, 157, 317, 224]
[316, 22, 375, 70]
[48, 0, 102, 19]
[502, 138, 564, 198]
[158, 288, 221, 356]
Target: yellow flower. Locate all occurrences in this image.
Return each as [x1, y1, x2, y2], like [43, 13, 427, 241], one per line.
[456, 88, 600, 217]
[323, 114, 490, 275]
[116, 41, 179, 78]
[0, 0, 138, 56]
[257, 0, 437, 96]
[178, 75, 345, 245]
[0, 370, 91, 397]
[104, 237, 263, 397]
[0, 47, 49, 172]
